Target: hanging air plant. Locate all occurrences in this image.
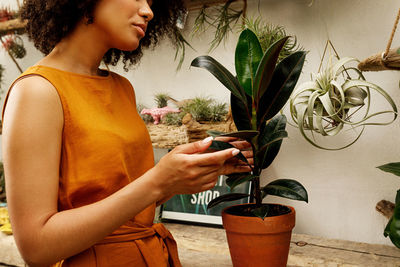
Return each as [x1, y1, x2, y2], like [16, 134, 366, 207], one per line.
[290, 42, 398, 150]
[2, 34, 26, 59]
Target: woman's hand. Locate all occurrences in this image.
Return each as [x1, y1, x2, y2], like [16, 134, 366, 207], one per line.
[151, 137, 252, 200]
[214, 136, 254, 170]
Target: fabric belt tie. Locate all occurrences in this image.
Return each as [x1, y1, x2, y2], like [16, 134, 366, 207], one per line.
[97, 223, 181, 267]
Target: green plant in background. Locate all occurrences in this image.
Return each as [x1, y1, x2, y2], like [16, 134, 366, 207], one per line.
[182, 97, 227, 122]
[191, 28, 308, 218]
[207, 0, 243, 52]
[290, 47, 397, 150]
[0, 162, 5, 203]
[162, 112, 186, 126]
[154, 92, 171, 108]
[377, 162, 400, 248]
[136, 104, 154, 123]
[0, 63, 4, 88]
[174, 0, 245, 70]
[242, 17, 301, 62]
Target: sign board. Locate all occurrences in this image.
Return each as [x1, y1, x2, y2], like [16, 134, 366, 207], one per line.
[161, 175, 250, 225]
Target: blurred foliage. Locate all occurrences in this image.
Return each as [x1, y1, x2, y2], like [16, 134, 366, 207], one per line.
[137, 104, 154, 123]
[241, 17, 302, 62]
[154, 92, 171, 108]
[162, 112, 186, 126]
[182, 97, 227, 123]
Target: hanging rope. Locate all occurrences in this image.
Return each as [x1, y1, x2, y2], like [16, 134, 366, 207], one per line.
[358, 8, 400, 72]
[384, 8, 400, 59]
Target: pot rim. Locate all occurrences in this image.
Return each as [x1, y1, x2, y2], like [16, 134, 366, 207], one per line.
[221, 203, 296, 234]
[222, 203, 295, 218]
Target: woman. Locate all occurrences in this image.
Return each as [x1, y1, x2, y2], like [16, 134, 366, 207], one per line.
[1, 0, 252, 266]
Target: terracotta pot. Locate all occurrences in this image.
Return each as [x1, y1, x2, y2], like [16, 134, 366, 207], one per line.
[222, 203, 295, 267]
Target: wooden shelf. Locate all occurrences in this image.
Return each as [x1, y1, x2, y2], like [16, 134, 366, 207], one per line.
[0, 19, 27, 35]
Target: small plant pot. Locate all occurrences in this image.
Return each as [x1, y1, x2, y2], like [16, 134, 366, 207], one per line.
[222, 203, 295, 267]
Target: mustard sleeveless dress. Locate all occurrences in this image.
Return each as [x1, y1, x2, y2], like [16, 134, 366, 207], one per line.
[3, 65, 181, 267]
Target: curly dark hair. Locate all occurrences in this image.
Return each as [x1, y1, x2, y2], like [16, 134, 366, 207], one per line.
[21, 0, 186, 70]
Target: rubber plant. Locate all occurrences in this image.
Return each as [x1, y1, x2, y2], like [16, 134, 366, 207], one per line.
[191, 28, 308, 218]
[376, 162, 400, 248]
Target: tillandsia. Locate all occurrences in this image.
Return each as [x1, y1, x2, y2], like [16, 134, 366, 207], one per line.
[290, 56, 398, 150]
[376, 162, 400, 248]
[154, 92, 171, 108]
[191, 28, 308, 219]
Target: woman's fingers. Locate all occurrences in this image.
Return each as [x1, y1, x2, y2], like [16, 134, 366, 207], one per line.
[173, 137, 213, 154]
[229, 140, 252, 150]
[188, 147, 240, 167]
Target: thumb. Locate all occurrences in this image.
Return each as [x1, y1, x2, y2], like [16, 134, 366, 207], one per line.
[174, 136, 213, 155]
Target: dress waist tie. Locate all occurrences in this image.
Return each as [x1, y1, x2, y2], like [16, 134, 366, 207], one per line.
[97, 223, 181, 267]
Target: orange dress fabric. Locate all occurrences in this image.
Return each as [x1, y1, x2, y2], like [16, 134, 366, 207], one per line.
[3, 65, 181, 267]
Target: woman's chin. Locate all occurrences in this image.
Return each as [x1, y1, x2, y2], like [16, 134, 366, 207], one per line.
[116, 41, 140, 52]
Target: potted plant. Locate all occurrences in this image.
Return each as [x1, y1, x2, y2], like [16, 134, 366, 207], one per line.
[376, 162, 400, 248]
[191, 28, 308, 266]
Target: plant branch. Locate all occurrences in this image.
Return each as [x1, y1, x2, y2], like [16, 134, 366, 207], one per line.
[0, 37, 23, 73]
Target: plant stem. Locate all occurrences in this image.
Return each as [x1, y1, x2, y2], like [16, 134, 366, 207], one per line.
[254, 170, 262, 207]
[0, 38, 23, 73]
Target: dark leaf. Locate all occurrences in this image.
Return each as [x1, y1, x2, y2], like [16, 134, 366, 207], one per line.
[209, 140, 249, 165]
[226, 173, 257, 190]
[377, 162, 400, 177]
[262, 179, 308, 202]
[206, 130, 225, 138]
[384, 190, 400, 248]
[256, 130, 288, 166]
[231, 92, 252, 130]
[235, 29, 263, 96]
[258, 114, 287, 169]
[191, 56, 246, 102]
[220, 130, 259, 143]
[207, 193, 250, 209]
[257, 51, 307, 129]
[251, 205, 270, 219]
[253, 36, 289, 103]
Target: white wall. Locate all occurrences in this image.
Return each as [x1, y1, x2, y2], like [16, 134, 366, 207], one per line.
[1, 0, 400, 246]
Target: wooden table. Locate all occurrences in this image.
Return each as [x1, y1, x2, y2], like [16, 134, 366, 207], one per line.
[1, 223, 400, 266]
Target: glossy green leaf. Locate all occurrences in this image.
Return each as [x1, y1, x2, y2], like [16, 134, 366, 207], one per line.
[257, 130, 287, 159]
[191, 56, 246, 102]
[251, 205, 269, 219]
[231, 92, 252, 130]
[257, 51, 306, 129]
[263, 179, 308, 202]
[226, 173, 257, 190]
[209, 140, 249, 165]
[253, 36, 289, 103]
[384, 190, 400, 248]
[377, 162, 400, 177]
[207, 193, 250, 209]
[258, 114, 287, 169]
[235, 29, 263, 96]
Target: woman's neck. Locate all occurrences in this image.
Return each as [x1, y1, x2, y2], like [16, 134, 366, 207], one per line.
[37, 21, 110, 77]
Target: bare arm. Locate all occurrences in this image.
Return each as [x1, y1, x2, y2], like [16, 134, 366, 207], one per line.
[2, 76, 250, 266]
